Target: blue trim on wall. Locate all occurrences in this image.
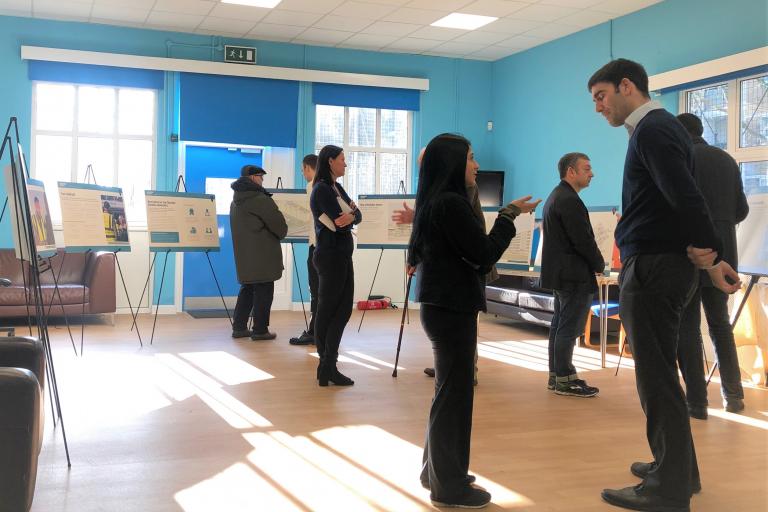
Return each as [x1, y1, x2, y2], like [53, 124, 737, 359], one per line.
[29, 61, 164, 89]
[312, 83, 420, 111]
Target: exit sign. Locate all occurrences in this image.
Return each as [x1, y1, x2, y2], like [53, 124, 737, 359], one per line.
[224, 45, 256, 65]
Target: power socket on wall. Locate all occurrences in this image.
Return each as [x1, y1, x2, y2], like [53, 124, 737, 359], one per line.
[487, 121, 493, 131]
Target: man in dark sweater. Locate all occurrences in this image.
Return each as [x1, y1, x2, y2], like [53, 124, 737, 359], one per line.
[675, 112, 749, 418]
[588, 59, 741, 512]
[541, 152, 604, 397]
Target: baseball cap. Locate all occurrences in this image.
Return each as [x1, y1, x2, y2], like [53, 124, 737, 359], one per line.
[241, 165, 267, 177]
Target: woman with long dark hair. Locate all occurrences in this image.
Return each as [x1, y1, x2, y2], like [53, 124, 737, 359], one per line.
[310, 145, 362, 386]
[409, 133, 539, 508]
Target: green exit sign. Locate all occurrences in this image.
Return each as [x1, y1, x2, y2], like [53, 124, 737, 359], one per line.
[224, 45, 256, 65]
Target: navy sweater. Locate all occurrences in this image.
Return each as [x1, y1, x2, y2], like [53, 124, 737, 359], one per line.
[616, 109, 722, 262]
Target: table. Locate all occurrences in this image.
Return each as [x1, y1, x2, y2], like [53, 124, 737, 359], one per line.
[596, 273, 620, 368]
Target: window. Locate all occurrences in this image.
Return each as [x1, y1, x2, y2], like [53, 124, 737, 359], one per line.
[32, 82, 156, 225]
[314, 105, 411, 202]
[682, 72, 768, 192]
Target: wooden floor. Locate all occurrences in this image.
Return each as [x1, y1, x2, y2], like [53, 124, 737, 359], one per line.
[23, 310, 768, 511]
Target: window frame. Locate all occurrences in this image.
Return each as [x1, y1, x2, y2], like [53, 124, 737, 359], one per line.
[30, 80, 158, 228]
[314, 105, 412, 197]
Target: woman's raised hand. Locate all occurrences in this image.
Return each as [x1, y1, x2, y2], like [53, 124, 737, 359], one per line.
[508, 195, 541, 214]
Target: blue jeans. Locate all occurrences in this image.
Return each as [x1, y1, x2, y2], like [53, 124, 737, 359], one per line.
[548, 287, 593, 381]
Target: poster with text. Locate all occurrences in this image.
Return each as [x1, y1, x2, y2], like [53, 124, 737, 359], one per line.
[356, 195, 415, 248]
[58, 182, 131, 252]
[737, 190, 768, 276]
[26, 178, 57, 258]
[267, 189, 310, 243]
[588, 206, 619, 272]
[145, 191, 219, 252]
[482, 208, 536, 269]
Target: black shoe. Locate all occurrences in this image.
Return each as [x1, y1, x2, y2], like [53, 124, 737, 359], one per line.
[688, 404, 708, 420]
[251, 331, 277, 341]
[630, 462, 701, 494]
[424, 367, 435, 378]
[547, 376, 555, 391]
[431, 486, 491, 509]
[289, 331, 315, 345]
[421, 475, 476, 490]
[725, 398, 745, 413]
[554, 379, 599, 397]
[601, 484, 689, 512]
[232, 329, 251, 339]
[319, 367, 354, 387]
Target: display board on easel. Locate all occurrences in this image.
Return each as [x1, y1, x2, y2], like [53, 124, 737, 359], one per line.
[588, 206, 620, 272]
[58, 182, 131, 252]
[482, 207, 535, 270]
[3, 168, 56, 259]
[356, 194, 415, 249]
[267, 188, 310, 243]
[737, 189, 768, 277]
[146, 190, 219, 252]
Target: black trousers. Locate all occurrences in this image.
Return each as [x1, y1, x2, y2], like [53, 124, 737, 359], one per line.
[678, 284, 744, 406]
[232, 282, 274, 334]
[307, 244, 319, 335]
[619, 253, 699, 502]
[313, 241, 354, 367]
[548, 287, 593, 380]
[419, 304, 477, 501]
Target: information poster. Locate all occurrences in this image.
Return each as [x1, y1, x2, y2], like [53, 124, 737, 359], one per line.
[268, 189, 310, 243]
[588, 206, 619, 272]
[356, 195, 415, 249]
[26, 178, 57, 258]
[737, 191, 768, 276]
[145, 191, 219, 252]
[482, 208, 536, 269]
[58, 182, 131, 252]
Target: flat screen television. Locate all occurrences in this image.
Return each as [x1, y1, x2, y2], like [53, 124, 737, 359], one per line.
[476, 170, 504, 207]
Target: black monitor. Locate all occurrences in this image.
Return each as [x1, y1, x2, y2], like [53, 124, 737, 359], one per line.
[476, 170, 504, 207]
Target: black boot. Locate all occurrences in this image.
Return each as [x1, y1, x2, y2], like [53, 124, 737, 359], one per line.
[319, 363, 354, 387]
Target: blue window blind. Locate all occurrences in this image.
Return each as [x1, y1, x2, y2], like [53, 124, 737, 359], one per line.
[312, 83, 420, 111]
[179, 73, 299, 147]
[28, 61, 164, 89]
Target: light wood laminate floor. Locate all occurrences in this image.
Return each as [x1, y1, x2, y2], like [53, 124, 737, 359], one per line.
[20, 310, 768, 511]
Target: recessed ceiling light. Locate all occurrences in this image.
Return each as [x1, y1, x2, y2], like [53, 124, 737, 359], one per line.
[431, 13, 498, 31]
[221, 0, 282, 8]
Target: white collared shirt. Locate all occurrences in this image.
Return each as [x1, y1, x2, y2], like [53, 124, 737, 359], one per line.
[624, 100, 663, 137]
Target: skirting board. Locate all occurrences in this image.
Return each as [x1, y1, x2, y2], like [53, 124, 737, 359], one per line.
[117, 305, 177, 315]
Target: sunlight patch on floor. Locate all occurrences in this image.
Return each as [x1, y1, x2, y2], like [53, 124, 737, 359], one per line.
[179, 351, 273, 385]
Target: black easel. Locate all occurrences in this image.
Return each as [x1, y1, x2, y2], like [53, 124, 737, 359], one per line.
[2, 118, 71, 466]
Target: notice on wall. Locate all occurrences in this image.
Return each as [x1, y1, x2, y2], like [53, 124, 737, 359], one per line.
[58, 182, 131, 252]
[3, 167, 57, 259]
[588, 206, 619, 272]
[356, 195, 416, 249]
[145, 191, 219, 252]
[483, 208, 536, 269]
[268, 189, 310, 243]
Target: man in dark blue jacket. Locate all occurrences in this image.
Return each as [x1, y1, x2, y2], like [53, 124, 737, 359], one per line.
[541, 152, 604, 397]
[588, 59, 741, 512]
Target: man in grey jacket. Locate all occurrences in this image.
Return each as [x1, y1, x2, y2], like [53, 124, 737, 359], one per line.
[230, 165, 288, 340]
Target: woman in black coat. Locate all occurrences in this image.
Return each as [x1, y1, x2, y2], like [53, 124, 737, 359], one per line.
[310, 145, 362, 387]
[408, 133, 539, 508]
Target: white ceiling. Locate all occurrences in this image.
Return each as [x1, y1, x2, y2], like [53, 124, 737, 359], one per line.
[1, 0, 664, 61]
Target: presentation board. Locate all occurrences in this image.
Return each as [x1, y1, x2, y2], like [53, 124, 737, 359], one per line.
[482, 207, 535, 269]
[356, 194, 415, 249]
[58, 182, 131, 252]
[588, 206, 620, 272]
[146, 191, 219, 252]
[3, 167, 57, 259]
[267, 189, 311, 243]
[737, 190, 768, 276]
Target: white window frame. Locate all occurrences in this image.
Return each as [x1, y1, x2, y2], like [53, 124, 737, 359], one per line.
[30, 81, 157, 228]
[680, 71, 768, 171]
[314, 105, 412, 195]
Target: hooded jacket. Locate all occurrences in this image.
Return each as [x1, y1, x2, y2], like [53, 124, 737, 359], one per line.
[229, 177, 288, 284]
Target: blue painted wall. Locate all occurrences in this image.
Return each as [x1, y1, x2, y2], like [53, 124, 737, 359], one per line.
[489, 0, 768, 210]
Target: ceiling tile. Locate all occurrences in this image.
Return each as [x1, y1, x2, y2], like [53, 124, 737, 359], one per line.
[383, 7, 445, 24]
[207, 3, 270, 21]
[0, 7, 31, 16]
[91, 18, 145, 29]
[405, 0, 470, 10]
[407, 25, 465, 41]
[496, 33, 546, 49]
[510, 3, 580, 22]
[91, 4, 149, 23]
[0, 0, 31, 11]
[460, 0, 529, 18]
[361, 20, 421, 36]
[430, 40, 486, 55]
[153, 0, 214, 16]
[275, 0, 345, 14]
[383, 36, 442, 51]
[295, 27, 356, 44]
[480, 16, 542, 35]
[337, 32, 399, 49]
[539, 0, 604, 8]
[557, 8, 614, 27]
[332, 1, 397, 19]
[262, 9, 324, 26]
[523, 22, 581, 39]
[33, 1, 92, 19]
[468, 45, 516, 60]
[452, 29, 510, 45]
[195, 28, 249, 38]
[198, 16, 256, 34]
[352, 0, 409, 5]
[145, 10, 204, 29]
[93, 0, 155, 7]
[313, 15, 375, 32]
[590, 0, 662, 15]
[247, 22, 307, 39]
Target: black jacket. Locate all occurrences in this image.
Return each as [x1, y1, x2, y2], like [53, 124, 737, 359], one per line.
[690, 135, 749, 284]
[408, 192, 517, 313]
[541, 181, 604, 292]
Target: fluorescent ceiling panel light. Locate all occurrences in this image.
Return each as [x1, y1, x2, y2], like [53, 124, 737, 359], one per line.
[431, 13, 498, 31]
[221, 0, 282, 8]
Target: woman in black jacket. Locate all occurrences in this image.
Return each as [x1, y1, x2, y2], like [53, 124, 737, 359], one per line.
[310, 145, 362, 387]
[408, 133, 539, 508]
